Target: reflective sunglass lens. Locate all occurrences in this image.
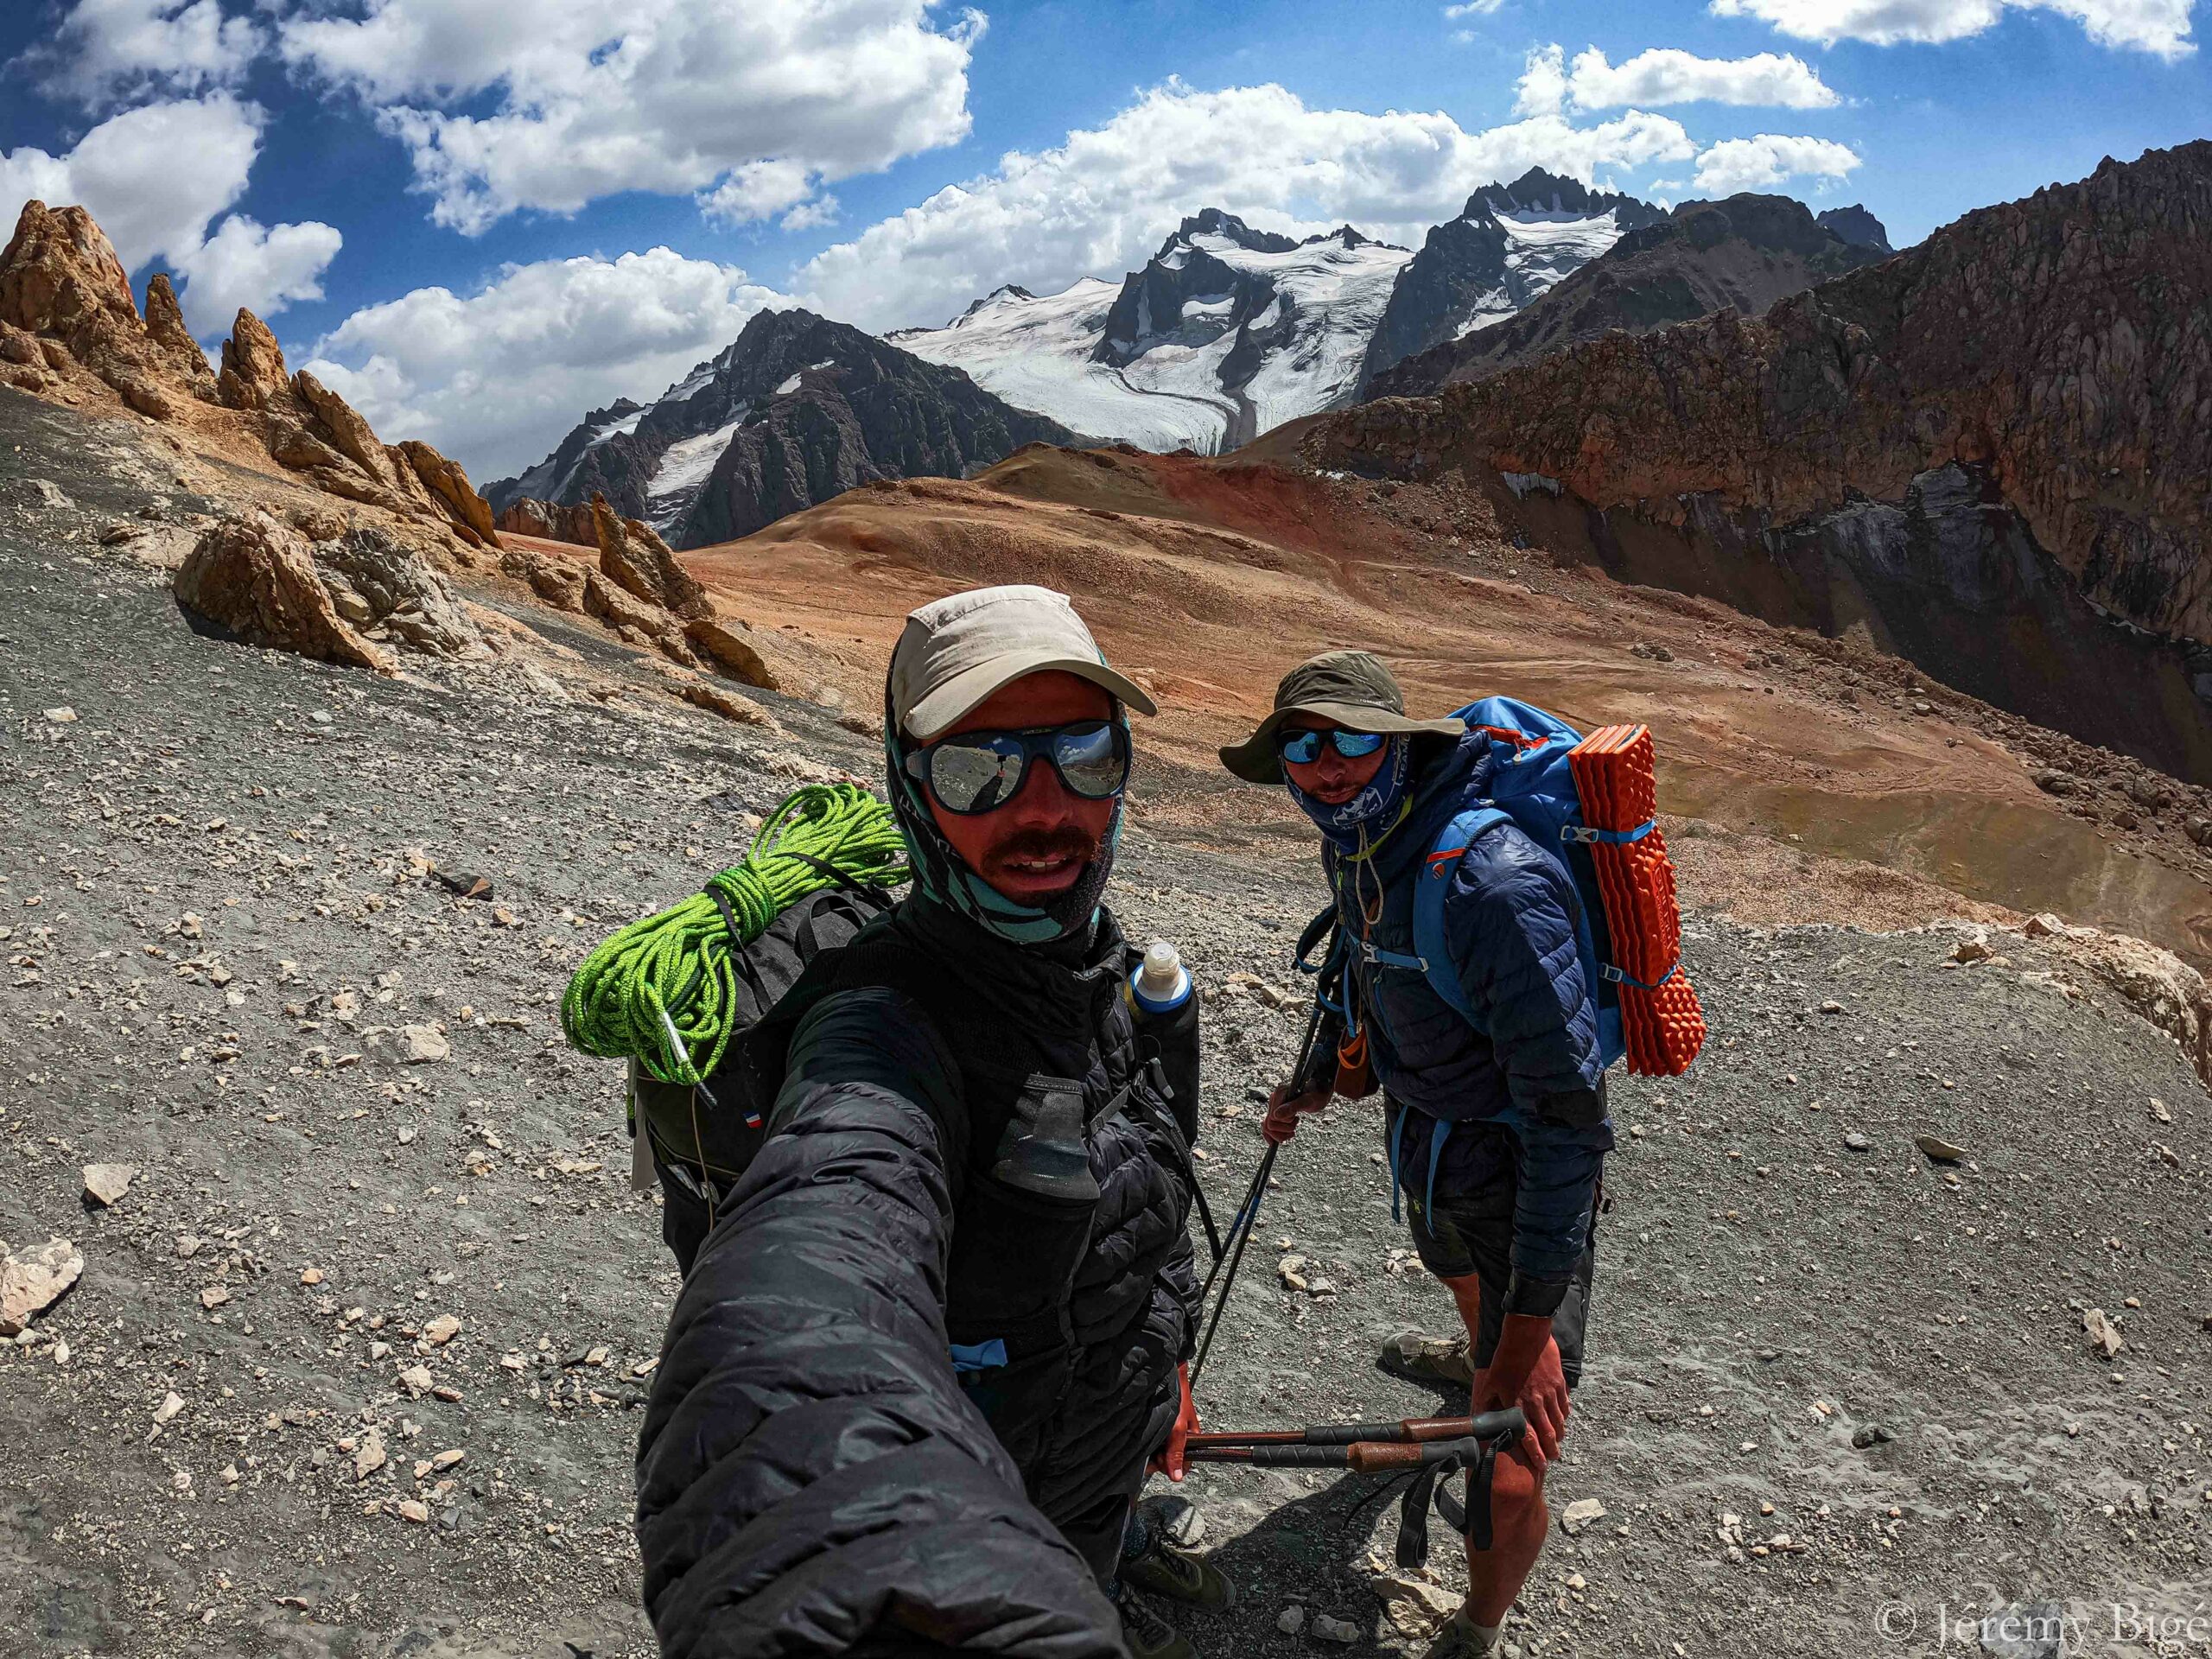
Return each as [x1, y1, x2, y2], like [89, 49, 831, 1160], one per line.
[930, 738, 1024, 812]
[1052, 723, 1125, 798]
[1334, 730, 1386, 759]
[1279, 730, 1323, 764]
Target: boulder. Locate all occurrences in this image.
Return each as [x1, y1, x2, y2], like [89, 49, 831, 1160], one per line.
[141, 274, 214, 394]
[218, 308, 290, 410]
[173, 512, 391, 671]
[678, 678, 777, 729]
[292, 369, 397, 485]
[0, 201, 141, 367]
[0, 1236, 84, 1336]
[397, 440, 499, 546]
[591, 493, 709, 620]
[315, 527, 488, 659]
[499, 545, 588, 613]
[266, 419, 348, 473]
[495, 497, 596, 546]
[684, 614, 781, 690]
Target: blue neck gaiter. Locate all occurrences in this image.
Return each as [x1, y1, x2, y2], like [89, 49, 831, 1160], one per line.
[1284, 734, 1414, 855]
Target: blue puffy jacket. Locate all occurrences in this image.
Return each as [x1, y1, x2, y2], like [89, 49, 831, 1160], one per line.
[1325, 732, 1614, 1315]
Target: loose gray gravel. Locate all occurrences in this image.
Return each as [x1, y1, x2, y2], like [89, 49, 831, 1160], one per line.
[3, 386, 2209, 1659]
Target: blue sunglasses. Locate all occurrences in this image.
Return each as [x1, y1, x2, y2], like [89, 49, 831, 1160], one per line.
[1277, 728, 1387, 765]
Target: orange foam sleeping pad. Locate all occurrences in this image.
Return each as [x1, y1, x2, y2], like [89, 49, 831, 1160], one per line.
[1567, 724, 1706, 1077]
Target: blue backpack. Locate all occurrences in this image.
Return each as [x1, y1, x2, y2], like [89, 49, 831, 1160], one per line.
[1396, 696, 1674, 1071]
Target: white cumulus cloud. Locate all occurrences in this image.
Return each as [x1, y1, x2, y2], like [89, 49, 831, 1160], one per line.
[1709, 0, 2193, 59]
[796, 79, 1697, 332]
[30, 0, 266, 107]
[169, 213, 343, 334]
[302, 247, 786, 480]
[277, 0, 985, 233]
[1692, 131, 1862, 194]
[0, 93, 261, 270]
[1548, 45, 1840, 109]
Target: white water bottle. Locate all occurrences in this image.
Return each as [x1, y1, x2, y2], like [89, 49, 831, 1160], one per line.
[1129, 939, 1192, 1014]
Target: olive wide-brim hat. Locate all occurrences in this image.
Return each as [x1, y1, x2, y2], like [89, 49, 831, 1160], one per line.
[1220, 650, 1465, 785]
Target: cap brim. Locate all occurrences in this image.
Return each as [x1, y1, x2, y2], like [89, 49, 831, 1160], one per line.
[1218, 701, 1465, 785]
[903, 650, 1158, 741]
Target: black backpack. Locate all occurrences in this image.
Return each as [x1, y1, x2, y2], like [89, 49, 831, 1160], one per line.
[626, 886, 893, 1268]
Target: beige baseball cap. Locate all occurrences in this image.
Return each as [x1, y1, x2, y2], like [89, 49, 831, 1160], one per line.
[889, 584, 1156, 741]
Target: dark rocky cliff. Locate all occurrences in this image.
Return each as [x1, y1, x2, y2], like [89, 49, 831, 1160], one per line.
[1309, 143, 2212, 782]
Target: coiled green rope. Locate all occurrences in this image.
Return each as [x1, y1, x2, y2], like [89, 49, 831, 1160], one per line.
[560, 783, 910, 1085]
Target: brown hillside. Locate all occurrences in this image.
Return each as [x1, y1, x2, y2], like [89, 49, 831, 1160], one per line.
[682, 443, 2212, 965]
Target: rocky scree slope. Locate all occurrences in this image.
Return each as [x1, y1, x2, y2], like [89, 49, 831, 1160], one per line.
[1310, 142, 2212, 785]
[1359, 168, 1666, 387]
[486, 308, 1077, 550]
[1368, 193, 1892, 398]
[0, 200, 497, 563]
[5, 389, 2212, 1658]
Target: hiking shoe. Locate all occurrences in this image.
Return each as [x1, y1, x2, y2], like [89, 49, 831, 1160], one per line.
[1115, 1586, 1195, 1659]
[1381, 1328, 1475, 1389]
[1421, 1608, 1500, 1659]
[1123, 1534, 1237, 1611]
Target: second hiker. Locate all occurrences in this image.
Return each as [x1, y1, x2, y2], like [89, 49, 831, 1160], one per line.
[1219, 651, 1615, 1659]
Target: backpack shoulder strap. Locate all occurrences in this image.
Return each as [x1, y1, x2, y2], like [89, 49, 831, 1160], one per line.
[1411, 805, 1512, 1031]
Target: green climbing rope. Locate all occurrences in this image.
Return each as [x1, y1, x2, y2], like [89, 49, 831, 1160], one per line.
[560, 783, 909, 1086]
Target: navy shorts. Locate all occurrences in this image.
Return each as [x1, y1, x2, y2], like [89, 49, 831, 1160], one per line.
[1388, 1103, 1599, 1388]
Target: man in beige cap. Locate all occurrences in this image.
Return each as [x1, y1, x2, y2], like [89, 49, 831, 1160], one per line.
[640, 586, 1230, 1659]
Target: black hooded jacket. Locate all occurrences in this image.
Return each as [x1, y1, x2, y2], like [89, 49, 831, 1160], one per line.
[635, 893, 1200, 1656]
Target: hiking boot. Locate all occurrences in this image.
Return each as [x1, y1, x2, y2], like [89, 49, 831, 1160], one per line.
[1421, 1607, 1500, 1659]
[1115, 1585, 1195, 1659]
[1122, 1533, 1237, 1611]
[1381, 1328, 1475, 1389]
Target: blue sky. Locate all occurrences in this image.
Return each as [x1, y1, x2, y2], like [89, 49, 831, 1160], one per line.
[3, 0, 2205, 480]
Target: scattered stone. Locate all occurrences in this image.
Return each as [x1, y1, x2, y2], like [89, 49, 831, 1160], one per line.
[2, 1238, 85, 1334]
[1311, 1613, 1359, 1644]
[1276, 1605, 1306, 1636]
[2083, 1307, 2125, 1360]
[42, 706, 77, 724]
[1370, 1567, 1459, 1639]
[400, 1025, 450, 1064]
[1852, 1424, 1895, 1450]
[1842, 1132, 1871, 1153]
[153, 1390, 184, 1426]
[200, 1286, 230, 1310]
[300, 1268, 323, 1286]
[1560, 1497, 1608, 1535]
[397, 1498, 431, 1524]
[1913, 1134, 1967, 1162]
[423, 1314, 461, 1345]
[80, 1162, 138, 1206]
[355, 1428, 386, 1480]
[397, 1364, 434, 1397]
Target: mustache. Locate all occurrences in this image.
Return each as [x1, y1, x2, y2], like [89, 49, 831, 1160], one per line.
[984, 826, 1103, 867]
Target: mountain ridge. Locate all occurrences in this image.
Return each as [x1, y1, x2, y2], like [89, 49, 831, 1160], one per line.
[1369, 192, 1893, 397]
[486, 308, 1077, 549]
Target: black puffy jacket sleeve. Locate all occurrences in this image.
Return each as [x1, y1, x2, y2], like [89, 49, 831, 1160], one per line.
[635, 987, 1126, 1658]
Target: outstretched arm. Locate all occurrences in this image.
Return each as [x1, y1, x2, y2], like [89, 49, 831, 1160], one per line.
[636, 987, 1123, 1658]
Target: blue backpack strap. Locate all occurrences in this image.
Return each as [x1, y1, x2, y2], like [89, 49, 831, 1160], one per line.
[1412, 805, 1510, 1028]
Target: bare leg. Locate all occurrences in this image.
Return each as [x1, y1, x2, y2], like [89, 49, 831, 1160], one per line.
[1437, 1272, 1549, 1630]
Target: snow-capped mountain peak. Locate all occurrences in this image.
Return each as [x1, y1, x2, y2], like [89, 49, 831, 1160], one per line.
[899, 208, 1411, 454]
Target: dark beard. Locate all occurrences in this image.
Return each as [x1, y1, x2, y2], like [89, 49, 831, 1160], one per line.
[981, 825, 1102, 880]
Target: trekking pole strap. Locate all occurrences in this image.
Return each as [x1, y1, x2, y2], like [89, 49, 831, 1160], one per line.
[1395, 1418, 1525, 1567]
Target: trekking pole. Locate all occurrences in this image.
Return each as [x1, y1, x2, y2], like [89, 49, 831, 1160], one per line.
[1182, 1410, 1525, 1470]
[1185, 1410, 1513, 1451]
[1190, 979, 1334, 1389]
